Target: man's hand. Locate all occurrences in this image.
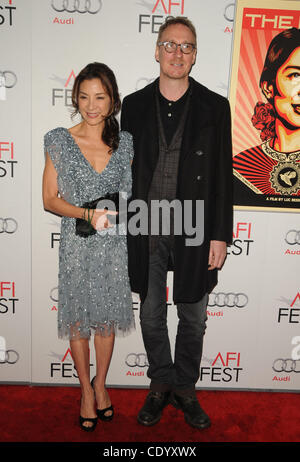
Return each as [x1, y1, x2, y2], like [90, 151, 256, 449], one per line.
[208, 240, 227, 270]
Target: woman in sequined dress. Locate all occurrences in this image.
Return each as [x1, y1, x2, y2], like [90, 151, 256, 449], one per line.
[42, 63, 134, 431]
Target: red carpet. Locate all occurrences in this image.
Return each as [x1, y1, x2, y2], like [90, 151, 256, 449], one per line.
[0, 385, 299, 444]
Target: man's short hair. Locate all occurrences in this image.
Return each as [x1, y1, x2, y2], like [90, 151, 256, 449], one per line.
[157, 16, 197, 45]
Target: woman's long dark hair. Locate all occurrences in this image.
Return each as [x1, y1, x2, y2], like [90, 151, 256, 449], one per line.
[71, 62, 121, 153]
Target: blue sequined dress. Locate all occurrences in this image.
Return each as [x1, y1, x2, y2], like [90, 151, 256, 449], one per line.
[44, 127, 135, 339]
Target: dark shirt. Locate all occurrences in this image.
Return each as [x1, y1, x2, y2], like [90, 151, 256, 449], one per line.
[158, 86, 190, 146]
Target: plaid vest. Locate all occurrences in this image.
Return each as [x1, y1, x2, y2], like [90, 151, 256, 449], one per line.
[148, 86, 191, 254]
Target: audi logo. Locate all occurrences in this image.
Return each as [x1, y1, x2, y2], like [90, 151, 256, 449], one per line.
[285, 230, 300, 245]
[208, 292, 248, 308]
[125, 353, 149, 368]
[0, 350, 19, 365]
[135, 77, 155, 91]
[0, 218, 18, 234]
[272, 358, 300, 373]
[0, 71, 17, 88]
[224, 3, 235, 22]
[50, 287, 58, 303]
[51, 0, 102, 14]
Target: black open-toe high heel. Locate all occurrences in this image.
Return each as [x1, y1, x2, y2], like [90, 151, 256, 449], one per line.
[91, 376, 114, 422]
[79, 415, 98, 432]
[79, 391, 98, 432]
[96, 404, 114, 422]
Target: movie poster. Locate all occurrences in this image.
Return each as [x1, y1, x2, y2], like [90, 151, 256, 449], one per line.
[229, 0, 300, 211]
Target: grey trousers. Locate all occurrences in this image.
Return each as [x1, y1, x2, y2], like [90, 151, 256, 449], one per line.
[140, 237, 208, 396]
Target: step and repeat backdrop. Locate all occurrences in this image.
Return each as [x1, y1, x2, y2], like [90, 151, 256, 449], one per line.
[1, 0, 300, 392]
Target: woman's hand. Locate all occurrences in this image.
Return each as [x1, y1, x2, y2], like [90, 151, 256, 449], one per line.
[90, 209, 118, 231]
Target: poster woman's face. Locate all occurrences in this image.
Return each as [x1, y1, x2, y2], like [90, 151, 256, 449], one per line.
[274, 46, 300, 129]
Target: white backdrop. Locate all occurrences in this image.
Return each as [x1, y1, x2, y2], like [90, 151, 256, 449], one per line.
[1, 0, 299, 392]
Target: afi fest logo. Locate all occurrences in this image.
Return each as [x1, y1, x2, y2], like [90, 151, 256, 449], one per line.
[277, 293, 300, 325]
[0, 0, 16, 27]
[0, 281, 18, 315]
[0, 140, 17, 179]
[227, 222, 254, 256]
[138, 0, 185, 33]
[50, 347, 94, 378]
[200, 352, 243, 383]
[51, 69, 76, 107]
[51, 0, 103, 25]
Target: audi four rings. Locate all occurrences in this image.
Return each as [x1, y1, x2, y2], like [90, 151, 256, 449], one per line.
[208, 292, 248, 308]
[0, 71, 17, 88]
[272, 359, 300, 373]
[0, 218, 18, 234]
[285, 230, 300, 245]
[125, 353, 149, 368]
[0, 350, 19, 364]
[50, 287, 59, 303]
[51, 0, 102, 13]
[223, 3, 235, 22]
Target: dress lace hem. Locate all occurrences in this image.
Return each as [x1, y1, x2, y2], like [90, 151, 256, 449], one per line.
[58, 318, 136, 340]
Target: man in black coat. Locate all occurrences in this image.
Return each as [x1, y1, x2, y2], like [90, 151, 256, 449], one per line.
[121, 17, 233, 429]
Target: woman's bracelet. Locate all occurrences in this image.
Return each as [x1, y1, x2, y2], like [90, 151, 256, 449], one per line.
[89, 209, 95, 225]
[82, 208, 95, 226]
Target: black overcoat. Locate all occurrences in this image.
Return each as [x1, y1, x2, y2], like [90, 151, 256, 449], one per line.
[121, 77, 233, 304]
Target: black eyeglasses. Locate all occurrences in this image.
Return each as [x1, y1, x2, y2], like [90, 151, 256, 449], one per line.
[157, 41, 196, 54]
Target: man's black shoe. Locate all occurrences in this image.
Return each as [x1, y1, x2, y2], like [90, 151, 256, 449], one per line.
[172, 393, 211, 429]
[137, 391, 170, 426]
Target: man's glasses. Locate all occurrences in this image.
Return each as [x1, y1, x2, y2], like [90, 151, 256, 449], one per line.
[157, 41, 196, 54]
